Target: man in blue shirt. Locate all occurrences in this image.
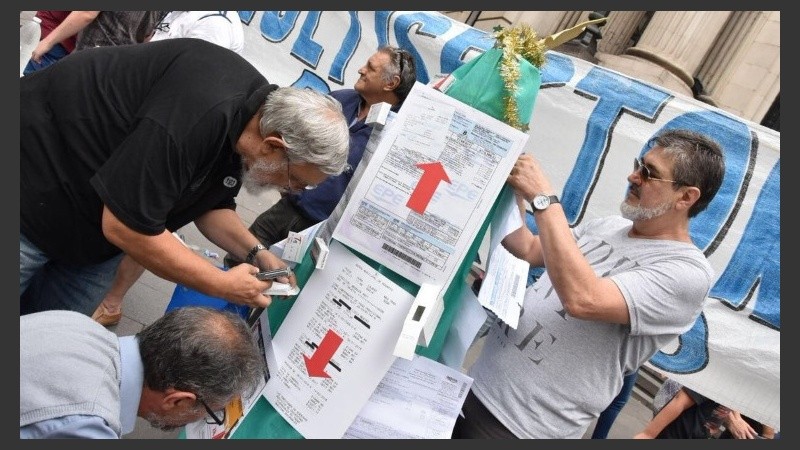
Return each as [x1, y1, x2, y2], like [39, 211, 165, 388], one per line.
[224, 46, 417, 267]
[20, 307, 265, 438]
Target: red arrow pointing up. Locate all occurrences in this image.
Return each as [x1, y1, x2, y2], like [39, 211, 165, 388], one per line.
[303, 329, 343, 378]
[406, 161, 451, 214]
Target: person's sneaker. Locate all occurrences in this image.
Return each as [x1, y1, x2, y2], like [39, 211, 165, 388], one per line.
[91, 303, 122, 327]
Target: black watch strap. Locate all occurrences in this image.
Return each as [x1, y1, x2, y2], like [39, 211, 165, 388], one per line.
[245, 244, 266, 265]
[530, 194, 560, 212]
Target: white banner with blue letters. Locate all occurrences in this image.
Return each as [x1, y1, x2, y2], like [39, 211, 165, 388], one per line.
[236, 11, 780, 429]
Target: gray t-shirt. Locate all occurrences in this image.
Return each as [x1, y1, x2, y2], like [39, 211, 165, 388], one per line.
[469, 215, 713, 438]
[75, 11, 165, 50]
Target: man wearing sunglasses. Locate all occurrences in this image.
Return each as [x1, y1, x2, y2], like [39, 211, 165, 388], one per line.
[223, 46, 417, 268]
[21, 306, 265, 438]
[453, 129, 725, 438]
[20, 38, 350, 318]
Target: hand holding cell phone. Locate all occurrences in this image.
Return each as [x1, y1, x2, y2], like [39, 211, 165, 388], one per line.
[254, 267, 292, 281]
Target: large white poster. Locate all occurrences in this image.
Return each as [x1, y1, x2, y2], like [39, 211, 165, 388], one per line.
[332, 83, 527, 289]
[234, 11, 779, 429]
[263, 240, 415, 438]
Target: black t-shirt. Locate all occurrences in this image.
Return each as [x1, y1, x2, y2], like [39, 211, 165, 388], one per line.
[656, 389, 719, 439]
[21, 38, 275, 264]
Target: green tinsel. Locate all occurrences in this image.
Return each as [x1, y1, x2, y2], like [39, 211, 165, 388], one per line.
[492, 24, 546, 132]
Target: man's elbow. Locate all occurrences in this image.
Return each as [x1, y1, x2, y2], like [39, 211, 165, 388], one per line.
[102, 227, 126, 249]
[100, 212, 127, 248]
[562, 298, 589, 319]
[560, 292, 597, 319]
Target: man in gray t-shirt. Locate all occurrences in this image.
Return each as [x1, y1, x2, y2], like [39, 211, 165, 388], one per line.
[452, 129, 726, 439]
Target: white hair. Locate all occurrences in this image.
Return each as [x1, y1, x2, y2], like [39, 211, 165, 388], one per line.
[258, 87, 350, 175]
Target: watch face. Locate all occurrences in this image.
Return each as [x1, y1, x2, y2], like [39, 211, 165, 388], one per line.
[533, 195, 550, 210]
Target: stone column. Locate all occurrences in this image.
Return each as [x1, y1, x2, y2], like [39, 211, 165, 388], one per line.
[597, 11, 732, 97]
[701, 11, 779, 122]
[696, 12, 769, 98]
[596, 11, 648, 55]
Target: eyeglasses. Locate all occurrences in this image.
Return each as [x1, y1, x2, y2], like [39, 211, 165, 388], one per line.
[633, 157, 678, 184]
[284, 157, 318, 193]
[199, 397, 226, 426]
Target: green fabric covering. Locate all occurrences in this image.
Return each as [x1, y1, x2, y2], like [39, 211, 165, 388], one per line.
[444, 47, 541, 128]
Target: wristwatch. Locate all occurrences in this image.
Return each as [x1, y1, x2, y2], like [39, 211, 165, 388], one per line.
[530, 194, 560, 212]
[245, 244, 266, 265]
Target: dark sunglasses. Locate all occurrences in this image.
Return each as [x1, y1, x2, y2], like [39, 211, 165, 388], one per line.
[633, 157, 677, 184]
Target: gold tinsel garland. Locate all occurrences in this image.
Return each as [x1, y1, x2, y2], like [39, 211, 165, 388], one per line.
[492, 24, 546, 131]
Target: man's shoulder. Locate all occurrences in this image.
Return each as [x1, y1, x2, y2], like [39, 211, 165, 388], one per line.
[145, 36, 229, 58]
[22, 309, 93, 326]
[329, 89, 358, 100]
[153, 38, 259, 78]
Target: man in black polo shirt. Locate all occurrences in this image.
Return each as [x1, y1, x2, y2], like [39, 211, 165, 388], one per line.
[20, 38, 350, 316]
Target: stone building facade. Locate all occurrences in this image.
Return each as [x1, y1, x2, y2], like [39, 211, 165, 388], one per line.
[441, 11, 780, 130]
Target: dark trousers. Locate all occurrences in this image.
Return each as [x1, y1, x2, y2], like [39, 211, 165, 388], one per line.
[591, 371, 638, 439]
[452, 390, 518, 439]
[23, 43, 68, 75]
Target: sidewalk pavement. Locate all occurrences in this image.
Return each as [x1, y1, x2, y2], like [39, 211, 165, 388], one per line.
[110, 186, 652, 439]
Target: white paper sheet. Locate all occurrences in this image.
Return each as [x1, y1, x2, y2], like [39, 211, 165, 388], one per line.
[332, 82, 528, 291]
[477, 244, 528, 329]
[488, 185, 523, 255]
[343, 354, 473, 439]
[263, 282, 300, 296]
[262, 240, 416, 438]
[316, 111, 398, 246]
[438, 286, 488, 371]
[269, 221, 324, 267]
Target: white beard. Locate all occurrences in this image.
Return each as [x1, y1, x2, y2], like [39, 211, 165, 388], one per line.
[241, 160, 284, 195]
[143, 408, 199, 432]
[620, 199, 671, 221]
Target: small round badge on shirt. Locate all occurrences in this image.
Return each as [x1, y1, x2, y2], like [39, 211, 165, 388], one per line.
[223, 176, 238, 188]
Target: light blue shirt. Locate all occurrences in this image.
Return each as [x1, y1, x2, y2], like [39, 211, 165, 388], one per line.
[118, 335, 144, 435]
[20, 336, 144, 439]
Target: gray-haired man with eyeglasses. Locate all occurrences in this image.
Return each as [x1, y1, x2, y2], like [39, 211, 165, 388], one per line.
[21, 307, 265, 438]
[20, 39, 350, 318]
[224, 45, 417, 269]
[452, 129, 726, 438]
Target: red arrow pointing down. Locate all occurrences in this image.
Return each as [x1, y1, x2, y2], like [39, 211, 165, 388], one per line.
[303, 329, 343, 378]
[406, 162, 451, 215]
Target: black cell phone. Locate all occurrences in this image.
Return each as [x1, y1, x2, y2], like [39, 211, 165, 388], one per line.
[254, 267, 292, 281]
